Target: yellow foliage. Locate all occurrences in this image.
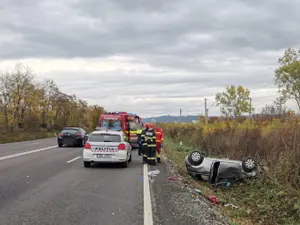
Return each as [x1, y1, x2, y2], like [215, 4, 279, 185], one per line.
[0, 63, 105, 133]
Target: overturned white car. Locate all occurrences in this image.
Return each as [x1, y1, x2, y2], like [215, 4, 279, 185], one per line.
[185, 150, 258, 184]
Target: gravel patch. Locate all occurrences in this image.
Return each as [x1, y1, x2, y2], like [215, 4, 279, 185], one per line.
[149, 153, 231, 225]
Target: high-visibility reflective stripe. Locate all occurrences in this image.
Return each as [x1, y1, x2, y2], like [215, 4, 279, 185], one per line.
[147, 157, 156, 160]
[143, 155, 147, 157]
[156, 140, 161, 143]
[156, 132, 161, 134]
[148, 144, 156, 147]
[124, 131, 137, 133]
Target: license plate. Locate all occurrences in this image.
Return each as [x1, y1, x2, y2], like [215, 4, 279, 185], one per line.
[97, 154, 112, 158]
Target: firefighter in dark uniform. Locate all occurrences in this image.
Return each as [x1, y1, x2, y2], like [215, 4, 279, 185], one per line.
[145, 123, 157, 165]
[141, 123, 149, 164]
[137, 126, 143, 156]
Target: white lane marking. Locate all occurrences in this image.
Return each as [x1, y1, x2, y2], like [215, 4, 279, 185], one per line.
[66, 156, 82, 163]
[0, 145, 57, 161]
[144, 163, 153, 225]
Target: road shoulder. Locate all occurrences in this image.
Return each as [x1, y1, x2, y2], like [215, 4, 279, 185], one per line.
[149, 156, 230, 225]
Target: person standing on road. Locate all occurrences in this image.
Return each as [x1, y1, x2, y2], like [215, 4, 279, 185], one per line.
[154, 126, 163, 163]
[141, 123, 149, 164]
[136, 126, 143, 156]
[145, 123, 157, 165]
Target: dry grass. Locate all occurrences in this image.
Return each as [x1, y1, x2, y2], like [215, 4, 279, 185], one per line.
[0, 131, 55, 144]
[160, 119, 300, 225]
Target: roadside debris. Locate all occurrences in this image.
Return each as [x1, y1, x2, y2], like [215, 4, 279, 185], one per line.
[189, 186, 239, 211]
[148, 169, 160, 182]
[213, 180, 233, 188]
[224, 203, 239, 209]
[148, 170, 160, 177]
[167, 176, 182, 181]
[194, 188, 201, 195]
[208, 195, 220, 204]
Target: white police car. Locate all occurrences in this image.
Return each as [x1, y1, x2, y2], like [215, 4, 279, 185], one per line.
[82, 128, 132, 168]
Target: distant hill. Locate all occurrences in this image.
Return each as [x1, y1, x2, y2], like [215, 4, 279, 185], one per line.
[142, 115, 199, 123]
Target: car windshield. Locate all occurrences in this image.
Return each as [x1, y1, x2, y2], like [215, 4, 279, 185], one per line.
[89, 133, 121, 142]
[100, 120, 122, 129]
[61, 129, 80, 134]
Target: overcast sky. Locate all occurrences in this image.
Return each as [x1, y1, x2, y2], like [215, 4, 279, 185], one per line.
[0, 0, 300, 117]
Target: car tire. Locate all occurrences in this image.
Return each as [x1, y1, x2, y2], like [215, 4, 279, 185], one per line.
[242, 157, 257, 172]
[122, 160, 128, 168]
[188, 151, 204, 166]
[84, 161, 91, 168]
[58, 143, 63, 147]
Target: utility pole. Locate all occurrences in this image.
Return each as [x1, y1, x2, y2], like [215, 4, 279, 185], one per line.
[204, 98, 208, 124]
[180, 108, 182, 117]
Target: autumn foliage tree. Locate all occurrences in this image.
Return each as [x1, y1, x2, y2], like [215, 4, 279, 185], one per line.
[275, 48, 300, 109]
[0, 63, 104, 135]
[215, 85, 254, 117]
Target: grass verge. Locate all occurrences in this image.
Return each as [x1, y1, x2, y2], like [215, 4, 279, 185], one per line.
[0, 132, 56, 144]
[163, 138, 300, 225]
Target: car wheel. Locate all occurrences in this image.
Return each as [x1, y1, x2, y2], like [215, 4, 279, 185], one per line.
[242, 157, 257, 172]
[58, 143, 63, 147]
[84, 161, 91, 168]
[122, 160, 128, 168]
[188, 151, 204, 166]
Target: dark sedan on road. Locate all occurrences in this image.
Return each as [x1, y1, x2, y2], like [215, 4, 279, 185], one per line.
[57, 127, 87, 147]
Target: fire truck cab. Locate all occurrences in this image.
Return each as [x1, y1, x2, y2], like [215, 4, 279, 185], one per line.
[98, 111, 143, 148]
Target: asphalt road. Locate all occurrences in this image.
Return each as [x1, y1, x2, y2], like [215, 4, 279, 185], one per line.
[0, 138, 230, 225]
[0, 138, 143, 225]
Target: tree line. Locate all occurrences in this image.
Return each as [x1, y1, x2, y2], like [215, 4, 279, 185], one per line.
[1, 47, 299, 134]
[0, 63, 104, 134]
[214, 48, 300, 118]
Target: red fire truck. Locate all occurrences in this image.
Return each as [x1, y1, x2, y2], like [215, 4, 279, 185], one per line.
[98, 111, 143, 148]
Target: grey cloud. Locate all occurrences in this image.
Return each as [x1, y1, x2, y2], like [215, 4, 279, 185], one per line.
[1, 0, 300, 116]
[41, 68, 273, 91]
[2, 0, 300, 61]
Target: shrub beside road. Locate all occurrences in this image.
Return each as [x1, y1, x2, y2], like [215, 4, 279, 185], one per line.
[160, 118, 300, 225]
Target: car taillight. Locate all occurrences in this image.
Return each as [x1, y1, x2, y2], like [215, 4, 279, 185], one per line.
[84, 143, 91, 149]
[58, 133, 62, 137]
[118, 143, 126, 150]
[76, 133, 81, 136]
